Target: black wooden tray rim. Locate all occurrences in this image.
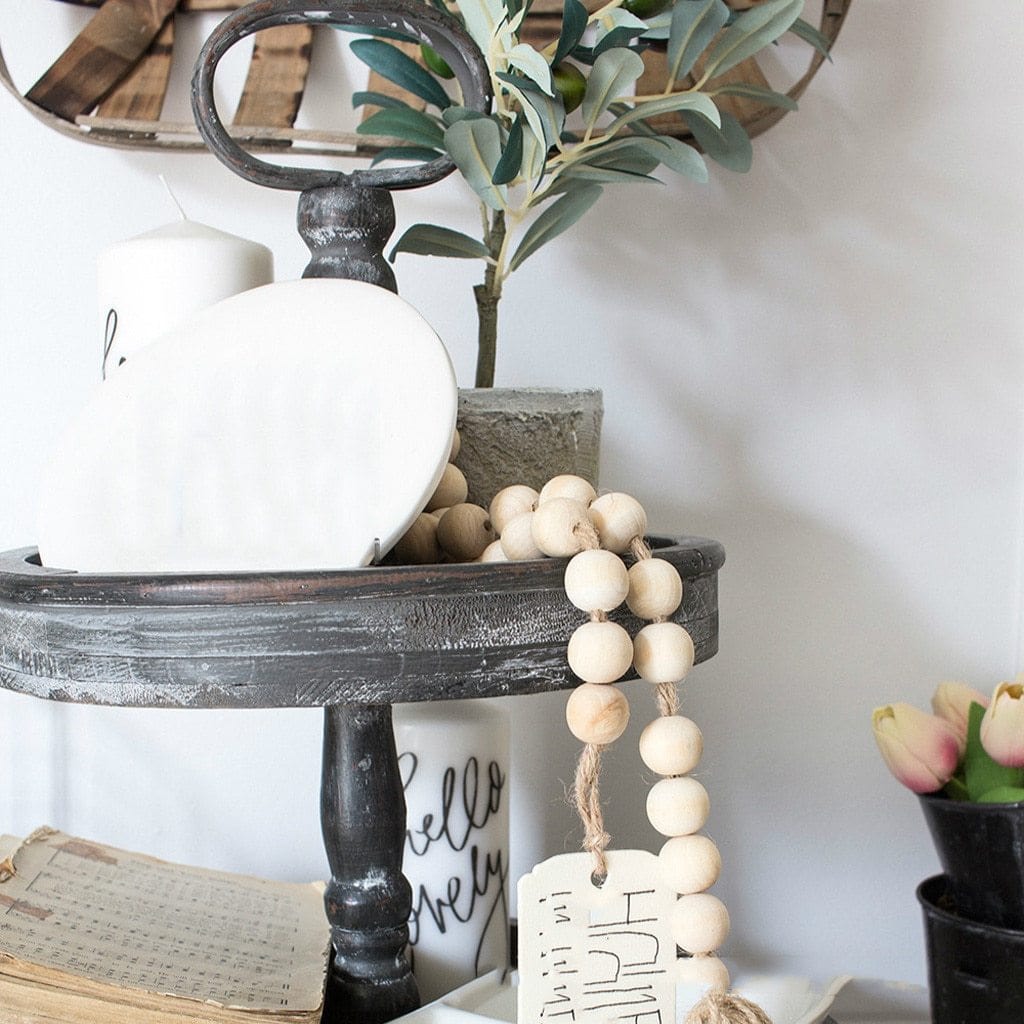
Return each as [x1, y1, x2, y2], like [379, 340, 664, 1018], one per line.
[0, 536, 725, 608]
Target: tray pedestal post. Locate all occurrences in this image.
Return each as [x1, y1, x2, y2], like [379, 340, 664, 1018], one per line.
[321, 703, 418, 1023]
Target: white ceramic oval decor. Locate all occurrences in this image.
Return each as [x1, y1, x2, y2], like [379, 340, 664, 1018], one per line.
[38, 278, 457, 573]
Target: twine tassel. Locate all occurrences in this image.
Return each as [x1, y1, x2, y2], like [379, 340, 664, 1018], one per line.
[685, 991, 774, 1024]
[573, 741, 610, 881]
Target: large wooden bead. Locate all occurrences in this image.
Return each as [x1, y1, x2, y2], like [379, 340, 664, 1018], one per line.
[539, 474, 597, 507]
[646, 777, 709, 837]
[490, 484, 539, 534]
[567, 621, 633, 684]
[436, 503, 494, 562]
[500, 512, 543, 560]
[675, 954, 730, 993]
[392, 513, 441, 565]
[627, 558, 683, 620]
[449, 427, 462, 462]
[588, 492, 647, 553]
[532, 497, 595, 557]
[425, 463, 468, 512]
[670, 893, 730, 954]
[564, 550, 629, 612]
[478, 540, 509, 563]
[566, 683, 630, 744]
[633, 622, 695, 684]
[639, 715, 703, 777]
[658, 835, 721, 894]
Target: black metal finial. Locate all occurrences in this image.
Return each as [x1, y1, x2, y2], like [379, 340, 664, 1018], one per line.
[191, 0, 492, 288]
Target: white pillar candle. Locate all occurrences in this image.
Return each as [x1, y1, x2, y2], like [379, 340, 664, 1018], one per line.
[98, 218, 273, 374]
[394, 699, 510, 1004]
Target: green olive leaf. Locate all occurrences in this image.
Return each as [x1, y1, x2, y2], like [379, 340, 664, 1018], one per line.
[510, 184, 603, 270]
[667, 0, 729, 82]
[357, 107, 445, 149]
[701, 0, 803, 79]
[444, 118, 509, 210]
[349, 39, 452, 110]
[682, 108, 751, 171]
[582, 48, 646, 131]
[389, 224, 490, 261]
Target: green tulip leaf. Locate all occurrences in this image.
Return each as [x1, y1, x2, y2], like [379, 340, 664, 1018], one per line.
[943, 775, 970, 802]
[682, 109, 751, 171]
[444, 118, 509, 210]
[789, 16, 834, 60]
[582, 48, 647, 130]
[510, 184, 603, 270]
[352, 91, 412, 111]
[370, 146, 443, 166]
[964, 701, 1024, 801]
[350, 39, 452, 110]
[667, 0, 729, 82]
[492, 115, 525, 184]
[389, 224, 490, 261]
[606, 91, 720, 134]
[553, 0, 589, 67]
[709, 82, 797, 111]
[701, 0, 803, 79]
[357, 107, 445, 149]
[977, 785, 1024, 805]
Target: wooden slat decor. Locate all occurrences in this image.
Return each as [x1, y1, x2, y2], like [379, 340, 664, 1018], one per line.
[96, 14, 173, 122]
[26, 0, 181, 121]
[3, 0, 852, 153]
[233, 24, 315, 139]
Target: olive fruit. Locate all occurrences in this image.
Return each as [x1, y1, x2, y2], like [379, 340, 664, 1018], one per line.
[552, 63, 586, 114]
[622, 0, 672, 16]
[420, 44, 455, 79]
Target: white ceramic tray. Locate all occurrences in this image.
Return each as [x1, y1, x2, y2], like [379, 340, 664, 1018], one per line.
[396, 966, 852, 1023]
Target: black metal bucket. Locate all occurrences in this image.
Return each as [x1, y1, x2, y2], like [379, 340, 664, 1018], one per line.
[918, 874, 1024, 1024]
[918, 793, 1024, 929]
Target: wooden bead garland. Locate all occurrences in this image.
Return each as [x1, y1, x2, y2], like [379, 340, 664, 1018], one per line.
[393, 464, 767, 1023]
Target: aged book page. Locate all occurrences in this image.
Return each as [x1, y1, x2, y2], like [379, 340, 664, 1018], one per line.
[0, 829, 329, 1022]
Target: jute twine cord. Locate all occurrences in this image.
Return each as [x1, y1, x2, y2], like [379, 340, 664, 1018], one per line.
[571, 517, 612, 882]
[685, 991, 773, 1024]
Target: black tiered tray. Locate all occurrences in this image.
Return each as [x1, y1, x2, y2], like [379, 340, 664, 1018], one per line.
[0, 537, 723, 1023]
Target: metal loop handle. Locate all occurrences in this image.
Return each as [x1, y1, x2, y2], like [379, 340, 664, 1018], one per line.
[191, 0, 492, 192]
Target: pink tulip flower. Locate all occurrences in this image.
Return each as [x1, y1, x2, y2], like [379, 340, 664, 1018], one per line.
[980, 683, 1024, 768]
[872, 703, 961, 793]
[931, 681, 990, 753]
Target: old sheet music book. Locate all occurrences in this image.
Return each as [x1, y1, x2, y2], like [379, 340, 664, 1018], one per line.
[0, 828, 330, 1023]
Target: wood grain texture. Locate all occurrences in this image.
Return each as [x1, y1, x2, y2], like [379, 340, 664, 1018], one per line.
[0, 538, 722, 708]
[95, 14, 173, 123]
[26, 0, 180, 121]
[233, 24, 314, 132]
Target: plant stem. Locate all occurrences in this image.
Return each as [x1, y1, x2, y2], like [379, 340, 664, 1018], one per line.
[474, 208, 507, 388]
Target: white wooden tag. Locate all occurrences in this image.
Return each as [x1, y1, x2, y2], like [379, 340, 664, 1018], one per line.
[518, 851, 677, 1024]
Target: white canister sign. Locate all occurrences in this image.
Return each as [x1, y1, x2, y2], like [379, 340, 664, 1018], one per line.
[394, 700, 510, 1004]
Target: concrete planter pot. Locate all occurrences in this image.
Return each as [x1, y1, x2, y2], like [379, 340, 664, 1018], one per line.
[455, 389, 603, 508]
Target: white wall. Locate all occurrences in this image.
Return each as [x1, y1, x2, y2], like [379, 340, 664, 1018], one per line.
[2, 0, 1022, 988]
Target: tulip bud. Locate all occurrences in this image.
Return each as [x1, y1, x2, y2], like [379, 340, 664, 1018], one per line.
[931, 681, 990, 753]
[872, 703, 961, 793]
[980, 683, 1024, 768]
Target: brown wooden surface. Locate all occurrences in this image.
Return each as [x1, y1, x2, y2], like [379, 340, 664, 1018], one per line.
[0, 537, 722, 709]
[26, 0, 180, 121]
[233, 24, 314, 132]
[95, 14, 173, 122]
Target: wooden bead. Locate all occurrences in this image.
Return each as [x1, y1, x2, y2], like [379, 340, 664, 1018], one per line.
[588, 492, 647, 553]
[633, 622, 695, 684]
[436, 503, 494, 562]
[567, 621, 633, 684]
[449, 428, 461, 462]
[566, 683, 630, 744]
[658, 835, 721, 895]
[564, 550, 629, 613]
[675, 954, 730, 993]
[391, 513, 441, 565]
[539, 474, 597, 507]
[489, 484, 539, 534]
[477, 540, 509, 563]
[531, 497, 596, 557]
[627, 558, 683, 620]
[425, 463, 468, 512]
[646, 777, 709, 837]
[639, 715, 703, 777]
[500, 512, 543, 560]
[670, 893, 730, 955]
[427, 507, 448, 522]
